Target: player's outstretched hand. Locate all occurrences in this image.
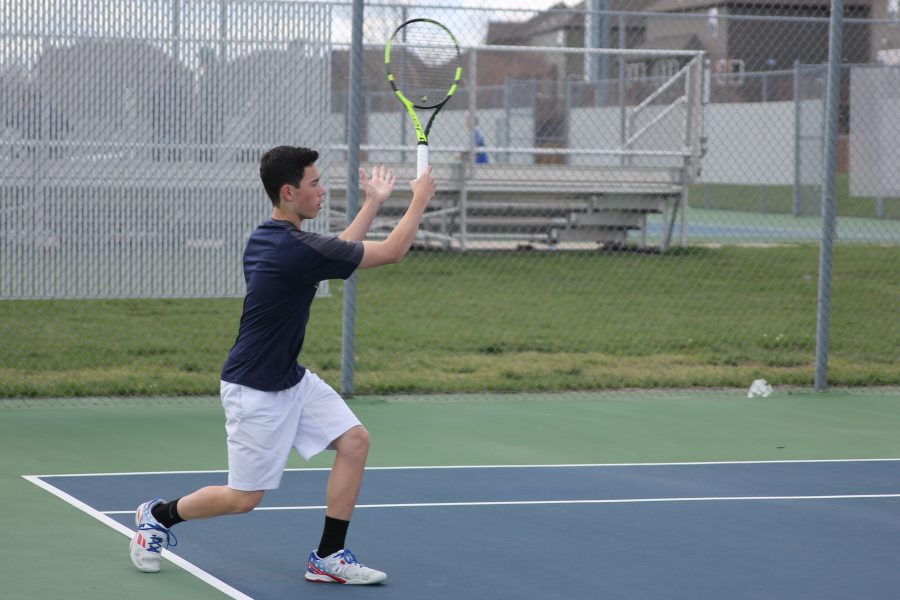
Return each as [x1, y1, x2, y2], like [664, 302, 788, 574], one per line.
[360, 165, 396, 207]
[410, 165, 436, 204]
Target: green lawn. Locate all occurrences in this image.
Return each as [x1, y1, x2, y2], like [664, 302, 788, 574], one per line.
[1, 245, 897, 397]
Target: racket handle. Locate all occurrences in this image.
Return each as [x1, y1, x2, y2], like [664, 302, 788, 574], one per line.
[416, 144, 428, 178]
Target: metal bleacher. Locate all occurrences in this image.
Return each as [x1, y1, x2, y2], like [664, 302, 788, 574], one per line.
[326, 50, 705, 252]
[325, 160, 688, 251]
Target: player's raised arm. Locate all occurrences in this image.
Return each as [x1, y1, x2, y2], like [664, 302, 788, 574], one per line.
[339, 165, 396, 242]
[357, 166, 435, 269]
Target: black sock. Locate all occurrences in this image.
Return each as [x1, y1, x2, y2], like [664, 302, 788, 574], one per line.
[151, 498, 185, 529]
[317, 515, 350, 558]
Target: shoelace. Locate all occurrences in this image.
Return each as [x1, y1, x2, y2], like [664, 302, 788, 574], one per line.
[337, 549, 359, 565]
[140, 523, 178, 553]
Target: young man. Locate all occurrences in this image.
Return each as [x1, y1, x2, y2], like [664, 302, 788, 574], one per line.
[129, 146, 436, 585]
[466, 114, 489, 164]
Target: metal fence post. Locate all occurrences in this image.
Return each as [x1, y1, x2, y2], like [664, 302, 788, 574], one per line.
[618, 11, 627, 163]
[586, 0, 610, 106]
[399, 5, 408, 165]
[341, 0, 364, 397]
[815, 0, 844, 391]
[172, 0, 180, 64]
[793, 59, 802, 217]
[461, 49, 477, 250]
[218, 0, 227, 60]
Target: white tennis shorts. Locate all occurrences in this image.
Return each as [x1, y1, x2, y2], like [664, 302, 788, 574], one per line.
[220, 372, 362, 491]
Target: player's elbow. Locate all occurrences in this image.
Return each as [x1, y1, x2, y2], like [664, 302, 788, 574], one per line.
[360, 239, 408, 268]
[380, 234, 414, 264]
[382, 244, 407, 265]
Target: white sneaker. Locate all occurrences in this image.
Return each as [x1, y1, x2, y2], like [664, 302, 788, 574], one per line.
[305, 549, 386, 585]
[129, 498, 177, 573]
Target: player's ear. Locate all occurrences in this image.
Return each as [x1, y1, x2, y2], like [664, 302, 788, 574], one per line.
[279, 183, 293, 204]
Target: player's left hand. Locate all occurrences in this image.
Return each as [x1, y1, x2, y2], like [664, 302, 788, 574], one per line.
[360, 165, 396, 206]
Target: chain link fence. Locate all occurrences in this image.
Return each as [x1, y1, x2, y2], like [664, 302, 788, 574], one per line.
[1, 0, 897, 400]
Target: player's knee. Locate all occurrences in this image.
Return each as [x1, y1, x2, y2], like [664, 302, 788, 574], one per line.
[337, 425, 370, 459]
[232, 490, 264, 513]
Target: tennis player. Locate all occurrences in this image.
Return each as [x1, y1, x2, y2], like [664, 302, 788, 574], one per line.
[129, 146, 436, 585]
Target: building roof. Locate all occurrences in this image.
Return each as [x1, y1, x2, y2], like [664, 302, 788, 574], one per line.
[486, 4, 578, 45]
[485, 0, 657, 46]
[644, 0, 869, 12]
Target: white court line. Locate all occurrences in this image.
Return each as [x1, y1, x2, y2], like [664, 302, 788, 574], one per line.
[99, 493, 900, 515]
[27, 457, 900, 478]
[22, 475, 254, 600]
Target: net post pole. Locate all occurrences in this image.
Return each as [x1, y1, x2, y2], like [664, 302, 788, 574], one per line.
[815, 0, 843, 392]
[340, 0, 364, 398]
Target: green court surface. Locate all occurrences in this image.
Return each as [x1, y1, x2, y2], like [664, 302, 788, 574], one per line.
[643, 207, 900, 244]
[2, 389, 899, 599]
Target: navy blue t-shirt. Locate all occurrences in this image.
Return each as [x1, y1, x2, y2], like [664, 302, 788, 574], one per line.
[221, 219, 363, 391]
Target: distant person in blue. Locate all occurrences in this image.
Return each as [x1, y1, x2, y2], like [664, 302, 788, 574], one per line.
[129, 146, 436, 586]
[467, 114, 489, 164]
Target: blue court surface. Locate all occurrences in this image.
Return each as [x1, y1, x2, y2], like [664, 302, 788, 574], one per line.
[26, 460, 900, 600]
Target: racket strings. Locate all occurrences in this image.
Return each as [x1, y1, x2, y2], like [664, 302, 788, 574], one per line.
[390, 22, 458, 108]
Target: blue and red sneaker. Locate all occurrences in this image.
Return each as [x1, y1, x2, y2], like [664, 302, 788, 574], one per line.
[129, 498, 177, 573]
[305, 549, 386, 585]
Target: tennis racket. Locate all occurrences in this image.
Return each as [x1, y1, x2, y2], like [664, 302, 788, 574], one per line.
[385, 18, 462, 177]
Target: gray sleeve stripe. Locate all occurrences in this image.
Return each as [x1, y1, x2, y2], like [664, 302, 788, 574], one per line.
[288, 229, 363, 264]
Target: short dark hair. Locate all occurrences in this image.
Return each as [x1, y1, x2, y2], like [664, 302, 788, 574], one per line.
[259, 146, 319, 206]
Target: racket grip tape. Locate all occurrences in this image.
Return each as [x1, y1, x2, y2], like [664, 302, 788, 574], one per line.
[416, 144, 428, 178]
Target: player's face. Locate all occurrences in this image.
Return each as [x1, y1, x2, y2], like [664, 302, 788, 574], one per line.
[297, 165, 325, 219]
[286, 164, 325, 220]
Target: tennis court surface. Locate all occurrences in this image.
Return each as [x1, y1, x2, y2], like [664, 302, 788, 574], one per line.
[26, 460, 900, 599]
[4, 390, 900, 599]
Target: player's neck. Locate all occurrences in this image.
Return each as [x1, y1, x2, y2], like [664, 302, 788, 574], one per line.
[272, 207, 303, 230]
